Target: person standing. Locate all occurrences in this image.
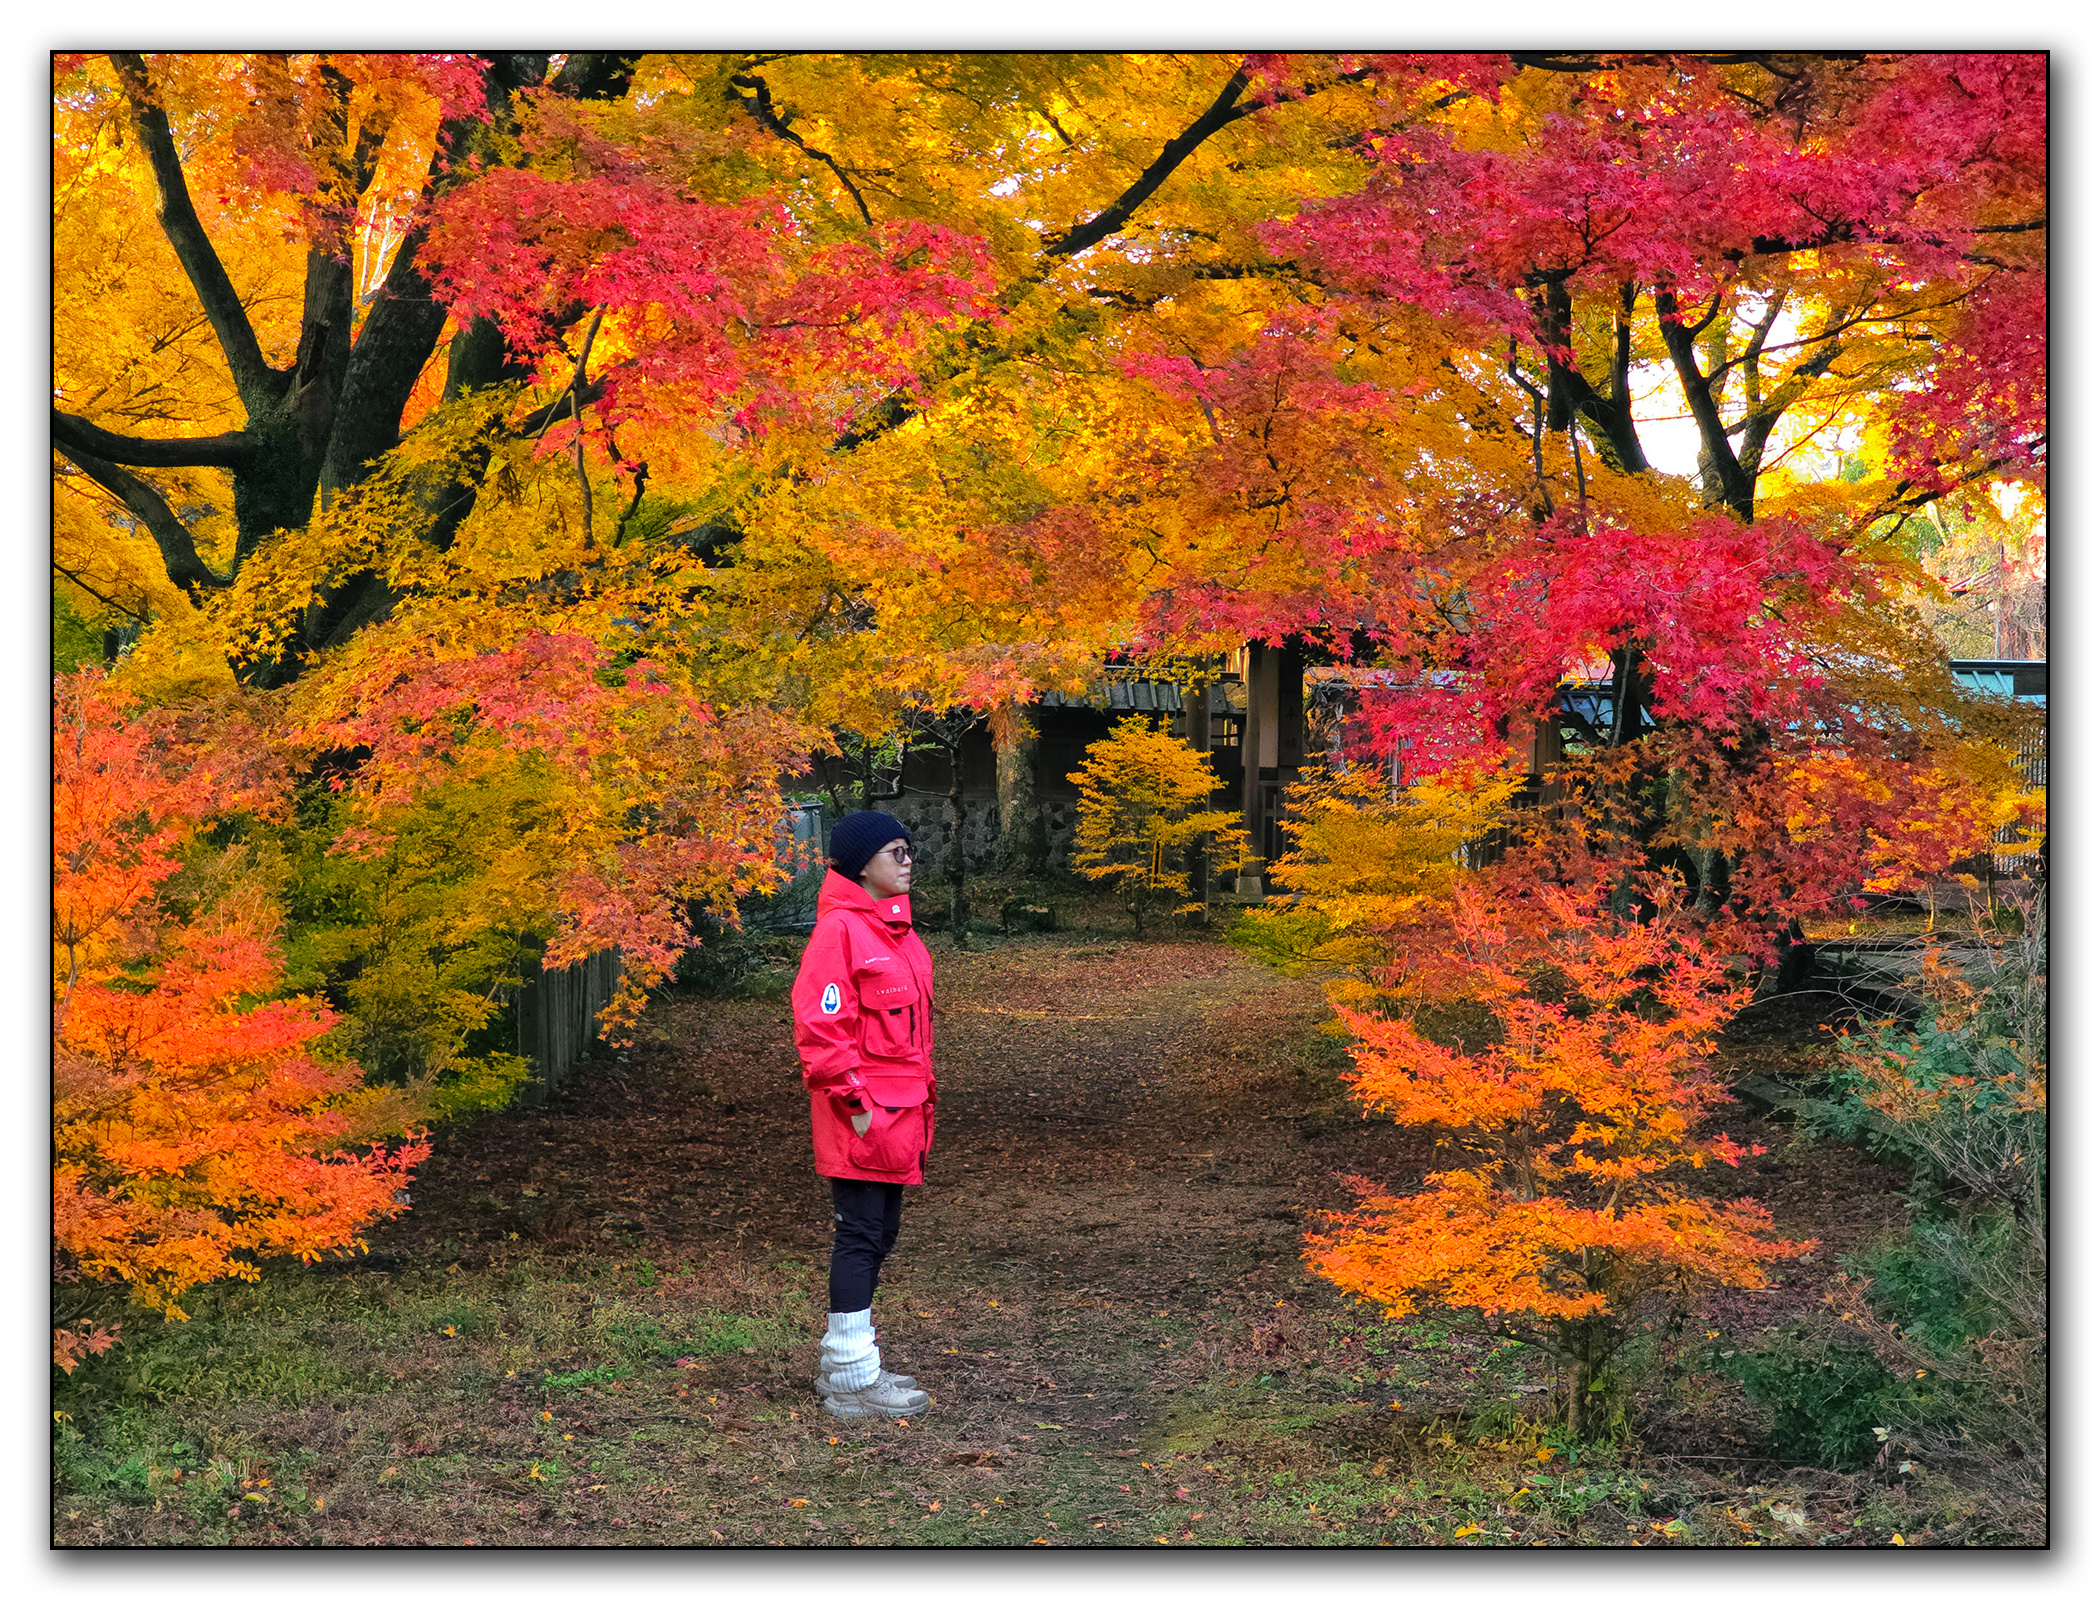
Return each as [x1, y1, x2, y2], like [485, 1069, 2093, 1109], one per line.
[791, 811, 938, 1420]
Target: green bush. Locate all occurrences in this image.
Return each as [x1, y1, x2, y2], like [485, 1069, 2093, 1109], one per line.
[1785, 900, 2046, 1523]
[1719, 1332, 1915, 1468]
[672, 912, 808, 997]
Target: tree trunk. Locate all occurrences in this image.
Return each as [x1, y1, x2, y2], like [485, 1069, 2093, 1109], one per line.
[1754, 917, 1817, 998]
[64, 52, 648, 688]
[947, 757, 971, 950]
[991, 702, 1047, 877]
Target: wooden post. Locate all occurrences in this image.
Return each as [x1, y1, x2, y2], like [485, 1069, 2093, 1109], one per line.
[1185, 671, 1211, 922]
[1239, 642, 1272, 900]
[1278, 639, 1305, 769]
[1274, 640, 1304, 883]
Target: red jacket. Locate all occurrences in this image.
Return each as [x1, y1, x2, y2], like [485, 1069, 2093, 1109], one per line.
[791, 870, 937, 1184]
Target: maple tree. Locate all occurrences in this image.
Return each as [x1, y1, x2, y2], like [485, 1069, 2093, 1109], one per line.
[54, 672, 426, 1356]
[50, 50, 1002, 1076]
[1282, 794, 1812, 1437]
[1118, 53, 2045, 956]
[1232, 758, 1527, 1003]
[51, 51, 2042, 1101]
[1068, 720, 1245, 935]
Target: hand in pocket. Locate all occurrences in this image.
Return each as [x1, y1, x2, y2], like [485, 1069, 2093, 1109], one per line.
[846, 1102, 926, 1173]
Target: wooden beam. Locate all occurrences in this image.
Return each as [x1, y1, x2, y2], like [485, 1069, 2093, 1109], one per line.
[1278, 639, 1305, 769]
[1240, 643, 1271, 895]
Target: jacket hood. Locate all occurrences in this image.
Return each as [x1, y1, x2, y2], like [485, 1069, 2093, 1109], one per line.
[818, 868, 914, 928]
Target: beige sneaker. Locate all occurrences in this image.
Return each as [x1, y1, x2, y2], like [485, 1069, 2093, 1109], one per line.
[814, 1365, 917, 1398]
[822, 1371, 931, 1419]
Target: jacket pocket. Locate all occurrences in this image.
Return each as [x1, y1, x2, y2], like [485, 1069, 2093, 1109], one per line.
[846, 1101, 928, 1174]
[856, 978, 918, 1061]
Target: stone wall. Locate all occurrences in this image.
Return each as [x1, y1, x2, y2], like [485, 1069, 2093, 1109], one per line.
[846, 792, 1083, 875]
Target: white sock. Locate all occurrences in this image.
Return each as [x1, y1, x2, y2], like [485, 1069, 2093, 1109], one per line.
[820, 1309, 879, 1390]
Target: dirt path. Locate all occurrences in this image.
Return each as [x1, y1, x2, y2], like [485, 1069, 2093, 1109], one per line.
[353, 932, 1468, 1543]
[59, 929, 1916, 1547]
[357, 931, 1899, 1544]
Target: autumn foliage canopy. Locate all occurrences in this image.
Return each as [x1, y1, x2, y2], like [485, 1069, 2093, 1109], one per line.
[52, 52, 2043, 1366]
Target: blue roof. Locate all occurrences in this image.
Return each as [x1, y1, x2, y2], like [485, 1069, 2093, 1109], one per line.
[1950, 659, 2047, 706]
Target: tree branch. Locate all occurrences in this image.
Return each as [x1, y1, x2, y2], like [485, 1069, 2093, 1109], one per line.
[1854, 452, 2035, 528]
[52, 409, 259, 470]
[1531, 277, 1647, 473]
[53, 443, 230, 595]
[538, 307, 606, 441]
[729, 70, 874, 225]
[1611, 278, 1637, 407]
[1045, 64, 1254, 259]
[567, 309, 604, 543]
[1040, 60, 1382, 268]
[1737, 340, 1841, 482]
[318, 122, 471, 494]
[53, 561, 149, 622]
[345, 86, 396, 201]
[108, 54, 287, 418]
[1653, 286, 1756, 519]
[519, 376, 608, 438]
[614, 462, 650, 547]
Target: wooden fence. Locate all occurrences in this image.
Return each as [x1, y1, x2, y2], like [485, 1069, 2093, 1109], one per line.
[514, 946, 622, 1100]
[503, 805, 827, 1098]
[745, 801, 831, 930]
[1992, 723, 2049, 878]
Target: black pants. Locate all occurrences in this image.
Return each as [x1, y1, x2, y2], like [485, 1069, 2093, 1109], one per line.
[829, 1177, 904, 1314]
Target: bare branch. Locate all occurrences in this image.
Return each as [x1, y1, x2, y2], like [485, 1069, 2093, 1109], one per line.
[52, 409, 259, 470]
[108, 54, 287, 417]
[53, 442, 230, 595]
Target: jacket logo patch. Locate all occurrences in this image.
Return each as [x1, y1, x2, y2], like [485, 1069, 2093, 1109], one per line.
[820, 983, 841, 1015]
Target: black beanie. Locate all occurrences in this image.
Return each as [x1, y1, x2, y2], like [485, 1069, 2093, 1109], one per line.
[828, 810, 911, 883]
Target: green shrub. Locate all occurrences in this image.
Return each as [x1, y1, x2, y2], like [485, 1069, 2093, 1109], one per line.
[1719, 1332, 1915, 1467]
[1786, 900, 2046, 1522]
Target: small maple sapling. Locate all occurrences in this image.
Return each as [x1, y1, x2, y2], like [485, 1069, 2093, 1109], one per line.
[1300, 817, 1812, 1439]
[1068, 719, 1246, 936]
[1233, 758, 1527, 1002]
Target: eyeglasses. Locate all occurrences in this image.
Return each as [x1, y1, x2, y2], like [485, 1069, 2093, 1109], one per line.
[878, 845, 915, 864]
